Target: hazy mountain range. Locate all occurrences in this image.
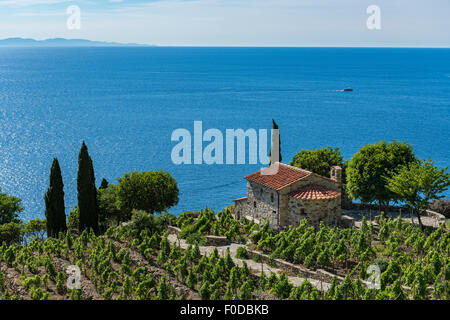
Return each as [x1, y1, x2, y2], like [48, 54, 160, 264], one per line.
[0, 38, 152, 47]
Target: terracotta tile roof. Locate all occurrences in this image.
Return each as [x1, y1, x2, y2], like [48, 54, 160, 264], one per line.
[245, 162, 311, 190]
[233, 197, 248, 202]
[289, 184, 341, 200]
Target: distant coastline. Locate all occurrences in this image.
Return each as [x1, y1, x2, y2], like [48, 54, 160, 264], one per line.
[0, 37, 153, 47]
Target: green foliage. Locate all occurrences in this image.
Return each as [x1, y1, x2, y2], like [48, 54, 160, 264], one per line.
[157, 275, 171, 300]
[387, 159, 450, 230]
[0, 191, 448, 301]
[67, 207, 79, 231]
[290, 280, 320, 300]
[116, 170, 179, 216]
[99, 178, 109, 190]
[372, 257, 390, 273]
[23, 219, 46, 241]
[98, 185, 121, 230]
[235, 246, 248, 259]
[77, 141, 99, 234]
[290, 146, 343, 178]
[199, 280, 211, 300]
[347, 140, 416, 209]
[44, 158, 67, 238]
[0, 187, 23, 225]
[177, 206, 250, 243]
[272, 273, 292, 299]
[0, 222, 22, 245]
[127, 210, 157, 236]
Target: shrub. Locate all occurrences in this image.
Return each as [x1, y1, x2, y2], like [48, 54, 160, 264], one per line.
[235, 246, 248, 259]
[67, 207, 79, 231]
[128, 210, 156, 236]
[372, 257, 390, 273]
[0, 222, 22, 245]
[185, 232, 206, 246]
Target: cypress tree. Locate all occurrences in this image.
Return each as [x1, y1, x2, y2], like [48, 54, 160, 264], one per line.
[44, 158, 67, 238]
[77, 141, 99, 233]
[99, 178, 109, 190]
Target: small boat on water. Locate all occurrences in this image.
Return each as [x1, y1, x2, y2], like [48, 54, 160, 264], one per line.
[342, 88, 353, 92]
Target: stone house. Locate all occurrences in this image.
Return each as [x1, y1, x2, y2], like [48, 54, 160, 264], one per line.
[233, 162, 342, 229]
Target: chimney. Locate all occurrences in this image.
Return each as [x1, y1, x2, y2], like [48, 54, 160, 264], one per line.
[330, 166, 342, 183]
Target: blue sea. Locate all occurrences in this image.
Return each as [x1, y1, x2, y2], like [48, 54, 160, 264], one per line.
[0, 47, 449, 222]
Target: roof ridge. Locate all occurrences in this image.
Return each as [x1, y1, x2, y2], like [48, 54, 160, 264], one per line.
[277, 162, 312, 174]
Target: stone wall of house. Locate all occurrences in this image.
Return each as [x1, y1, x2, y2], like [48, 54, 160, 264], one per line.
[233, 198, 248, 220]
[278, 174, 341, 227]
[234, 173, 342, 229]
[286, 197, 341, 227]
[245, 181, 279, 228]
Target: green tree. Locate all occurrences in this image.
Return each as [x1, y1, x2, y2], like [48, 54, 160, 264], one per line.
[98, 185, 121, 228]
[23, 218, 46, 241]
[67, 207, 79, 231]
[44, 158, 67, 237]
[77, 142, 99, 233]
[0, 222, 21, 245]
[116, 170, 179, 216]
[346, 140, 416, 212]
[99, 178, 109, 190]
[387, 159, 450, 231]
[290, 146, 343, 178]
[0, 188, 23, 224]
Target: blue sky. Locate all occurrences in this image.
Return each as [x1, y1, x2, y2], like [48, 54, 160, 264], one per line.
[0, 0, 449, 46]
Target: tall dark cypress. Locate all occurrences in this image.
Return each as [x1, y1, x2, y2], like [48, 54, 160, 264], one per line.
[44, 158, 67, 237]
[99, 178, 109, 190]
[77, 141, 99, 233]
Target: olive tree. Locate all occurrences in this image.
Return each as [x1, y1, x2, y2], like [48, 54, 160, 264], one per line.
[346, 140, 416, 213]
[290, 146, 344, 178]
[0, 187, 23, 225]
[116, 170, 179, 217]
[387, 159, 450, 231]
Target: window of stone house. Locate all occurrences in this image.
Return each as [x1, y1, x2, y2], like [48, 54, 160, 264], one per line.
[271, 193, 274, 202]
[260, 188, 263, 196]
[300, 208, 306, 215]
[254, 201, 257, 208]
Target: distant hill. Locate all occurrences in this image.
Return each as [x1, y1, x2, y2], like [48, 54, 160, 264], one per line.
[0, 38, 152, 47]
